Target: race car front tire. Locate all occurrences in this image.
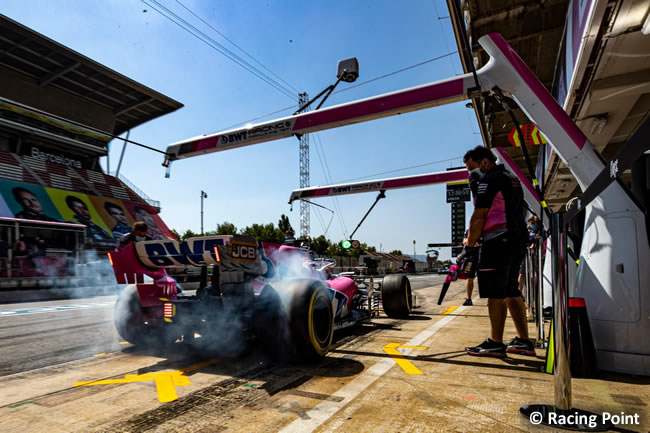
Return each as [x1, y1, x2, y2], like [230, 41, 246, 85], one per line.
[113, 284, 181, 348]
[381, 274, 412, 318]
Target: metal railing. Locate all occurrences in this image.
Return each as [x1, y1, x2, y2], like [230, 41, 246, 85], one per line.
[523, 234, 546, 347]
[111, 172, 160, 209]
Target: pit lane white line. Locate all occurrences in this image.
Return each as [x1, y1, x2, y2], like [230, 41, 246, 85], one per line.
[0, 302, 114, 317]
[279, 304, 469, 433]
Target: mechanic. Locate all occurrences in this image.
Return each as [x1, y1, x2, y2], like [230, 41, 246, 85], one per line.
[462, 146, 535, 357]
[518, 215, 541, 291]
[117, 221, 150, 249]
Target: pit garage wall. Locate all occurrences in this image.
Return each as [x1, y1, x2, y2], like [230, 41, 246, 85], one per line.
[0, 178, 174, 246]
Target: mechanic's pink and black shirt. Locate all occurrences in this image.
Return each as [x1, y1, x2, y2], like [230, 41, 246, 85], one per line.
[474, 165, 526, 247]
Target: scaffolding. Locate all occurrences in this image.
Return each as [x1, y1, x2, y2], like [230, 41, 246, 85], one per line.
[298, 92, 310, 238]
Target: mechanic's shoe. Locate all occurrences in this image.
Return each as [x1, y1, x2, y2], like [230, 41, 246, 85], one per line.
[462, 298, 473, 306]
[465, 338, 506, 357]
[506, 337, 536, 356]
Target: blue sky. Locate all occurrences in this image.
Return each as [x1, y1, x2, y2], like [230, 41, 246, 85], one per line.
[3, 0, 480, 259]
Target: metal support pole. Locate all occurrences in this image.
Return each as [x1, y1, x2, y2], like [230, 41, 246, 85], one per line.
[536, 236, 546, 347]
[525, 250, 534, 320]
[530, 246, 539, 324]
[551, 212, 571, 410]
[115, 130, 130, 177]
[520, 210, 612, 429]
[200, 190, 207, 235]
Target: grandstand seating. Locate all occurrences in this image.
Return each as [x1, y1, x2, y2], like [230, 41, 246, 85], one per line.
[0, 150, 38, 184]
[0, 150, 148, 205]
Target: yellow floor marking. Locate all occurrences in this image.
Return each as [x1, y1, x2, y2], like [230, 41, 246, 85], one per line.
[93, 353, 108, 357]
[382, 306, 457, 375]
[383, 343, 427, 375]
[74, 358, 222, 403]
[442, 306, 458, 315]
[119, 341, 129, 345]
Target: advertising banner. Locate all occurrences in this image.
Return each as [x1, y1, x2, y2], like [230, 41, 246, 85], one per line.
[46, 188, 114, 246]
[0, 194, 11, 218]
[0, 179, 63, 222]
[122, 202, 174, 240]
[88, 196, 134, 238]
[0, 178, 174, 246]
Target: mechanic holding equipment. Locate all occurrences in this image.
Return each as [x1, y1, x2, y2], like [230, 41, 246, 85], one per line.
[462, 146, 535, 357]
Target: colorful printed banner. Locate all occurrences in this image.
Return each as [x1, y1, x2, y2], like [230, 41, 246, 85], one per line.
[0, 178, 174, 244]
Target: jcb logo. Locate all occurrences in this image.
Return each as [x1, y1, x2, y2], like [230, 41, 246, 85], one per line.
[231, 242, 257, 262]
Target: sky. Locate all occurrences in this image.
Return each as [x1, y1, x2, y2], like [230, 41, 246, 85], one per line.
[2, 0, 481, 259]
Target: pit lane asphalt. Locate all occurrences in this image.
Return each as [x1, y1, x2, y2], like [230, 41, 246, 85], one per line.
[0, 274, 446, 377]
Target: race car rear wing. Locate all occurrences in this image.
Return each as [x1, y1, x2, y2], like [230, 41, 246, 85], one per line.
[287, 168, 468, 204]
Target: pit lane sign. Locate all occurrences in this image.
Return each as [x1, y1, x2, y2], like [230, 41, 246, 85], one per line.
[446, 184, 471, 203]
[446, 167, 470, 203]
[451, 202, 465, 257]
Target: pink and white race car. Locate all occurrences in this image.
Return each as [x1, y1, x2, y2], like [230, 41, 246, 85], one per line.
[108, 234, 412, 359]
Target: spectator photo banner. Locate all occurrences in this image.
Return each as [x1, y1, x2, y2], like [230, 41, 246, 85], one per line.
[0, 178, 174, 244]
[0, 179, 63, 222]
[88, 196, 135, 238]
[45, 188, 115, 246]
[122, 202, 173, 240]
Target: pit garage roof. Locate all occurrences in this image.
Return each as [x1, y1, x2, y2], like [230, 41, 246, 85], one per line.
[0, 14, 183, 136]
[449, 0, 650, 210]
[448, 0, 570, 204]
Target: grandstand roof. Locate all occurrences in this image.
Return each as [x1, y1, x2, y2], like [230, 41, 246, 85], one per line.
[0, 14, 183, 136]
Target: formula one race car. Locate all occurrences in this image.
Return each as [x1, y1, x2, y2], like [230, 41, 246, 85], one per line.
[108, 235, 412, 359]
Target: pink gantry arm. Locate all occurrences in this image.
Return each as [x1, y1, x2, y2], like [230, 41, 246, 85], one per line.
[165, 33, 604, 193]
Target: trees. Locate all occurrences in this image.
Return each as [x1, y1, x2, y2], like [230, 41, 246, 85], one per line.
[173, 216, 385, 255]
[216, 221, 237, 235]
[310, 235, 330, 255]
[389, 249, 403, 256]
[278, 214, 293, 235]
[240, 223, 284, 244]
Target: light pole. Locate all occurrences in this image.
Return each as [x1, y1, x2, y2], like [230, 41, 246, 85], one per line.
[200, 190, 207, 234]
[413, 240, 416, 258]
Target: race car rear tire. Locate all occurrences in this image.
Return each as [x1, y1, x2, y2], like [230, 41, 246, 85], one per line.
[381, 274, 412, 318]
[114, 284, 180, 348]
[253, 285, 290, 358]
[283, 279, 334, 361]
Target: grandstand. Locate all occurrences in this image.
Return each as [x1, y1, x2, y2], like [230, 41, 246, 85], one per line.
[0, 15, 183, 288]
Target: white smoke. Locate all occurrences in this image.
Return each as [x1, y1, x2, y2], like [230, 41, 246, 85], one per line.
[70, 249, 121, 297]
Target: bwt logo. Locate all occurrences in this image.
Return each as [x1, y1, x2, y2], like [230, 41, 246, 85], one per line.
[220, 131, 248, 145]
[332, 186, 351, 193]
[231, 243, 257, 262]
[136, 237, 227, 267]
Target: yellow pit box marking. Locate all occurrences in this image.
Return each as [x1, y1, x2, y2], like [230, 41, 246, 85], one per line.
[74, 358, 221, 403]
[383, 343, 427, 375]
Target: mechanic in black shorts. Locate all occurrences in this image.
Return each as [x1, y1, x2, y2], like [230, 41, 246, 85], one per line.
[462, 146, 535, 357]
